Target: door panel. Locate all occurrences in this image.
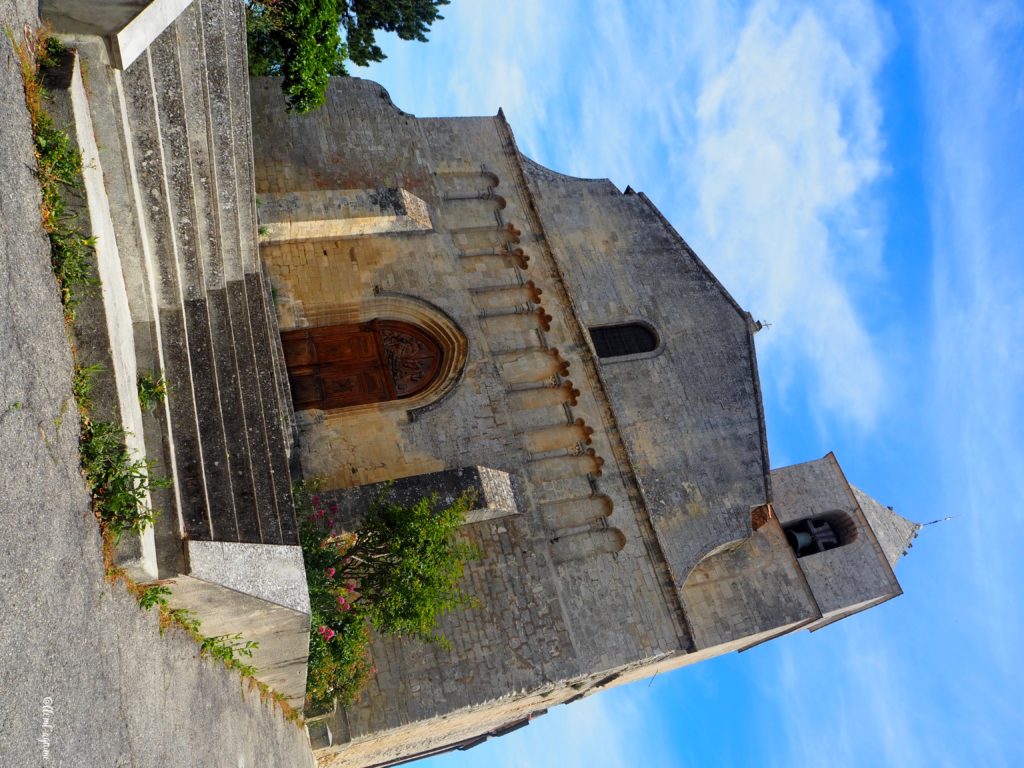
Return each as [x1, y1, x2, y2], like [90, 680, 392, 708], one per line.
[281, 333, 317, 367]
[282, 320, 443, 411]
[288, 370, 324, 408]
[312, 329, 379, 364]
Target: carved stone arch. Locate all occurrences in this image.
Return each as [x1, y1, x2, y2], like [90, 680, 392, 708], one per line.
[550, 527, 626, 563]
[678, 534, 751, 589]
[436, 168, 501, 198]
[289, 293, 468, 420]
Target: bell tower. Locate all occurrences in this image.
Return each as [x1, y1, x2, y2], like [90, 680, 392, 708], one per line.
[771, 453, 920, 631]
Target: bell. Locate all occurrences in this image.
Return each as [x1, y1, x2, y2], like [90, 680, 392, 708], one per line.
[787, 529, 813, 554]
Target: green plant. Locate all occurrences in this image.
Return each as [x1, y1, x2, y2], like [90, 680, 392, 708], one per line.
[200, 633, 259, 675]
[34, 113, 82, 222]
[154, 603, 260, 674]
[36, 33, 67, 69]
[137, 584, 172, 610]
[246, 0, 449, 114]
[48, 230, 97, 319]
[79, 419, 169, 541]
[305, 616, 370, 710]
[296, 480, 478, 711]
[164, 606, 201, 635]
[10, 26, 98, 320]
[72, 363, 102, 412]
[342, 491, 479, 644]
[137, 371, 168, 411]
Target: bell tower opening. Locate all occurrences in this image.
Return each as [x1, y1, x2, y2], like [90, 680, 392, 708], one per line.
[281, 320, 444, 411]
[783, 512, 858, 558]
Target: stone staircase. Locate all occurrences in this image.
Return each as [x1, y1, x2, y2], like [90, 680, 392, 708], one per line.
[63, 0, 298, 565]
[44, 0, 309, 707]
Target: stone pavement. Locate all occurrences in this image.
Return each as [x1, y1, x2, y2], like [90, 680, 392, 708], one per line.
[0, 3, 315, 765]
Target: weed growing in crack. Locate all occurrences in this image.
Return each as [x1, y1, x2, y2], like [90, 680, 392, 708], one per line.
[200, 633, 260, 676]
[9, 25, 97, 321]
[137, 584, 171, 611]
[71, 362, 101, 413]
[137, 371, 168, 411]
[79, 419, 169, 542]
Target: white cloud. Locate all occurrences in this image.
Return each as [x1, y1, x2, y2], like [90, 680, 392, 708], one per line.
[915, 0, 1024, 670]
[691, 0, 890, 429]
[760, 622, 925, 768]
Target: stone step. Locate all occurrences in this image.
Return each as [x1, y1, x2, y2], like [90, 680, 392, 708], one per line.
[191, 0, 296, 543]
[247, 271, 299, 544]
[61, 37, 187, 574]
[119, 46, 216, 542]
[40, 48, 159, 581]
[220, 0, 260, 275]
[191, 0, 245, 283]
[145, 25, 243, 541]
[42, 7, 311, 705]
[70, 0, 297, 549]
[262, 260, 298, 464]
[206, 0, 298, 540]
[170, 2, 278, 543]
[149, 0, 295, 544]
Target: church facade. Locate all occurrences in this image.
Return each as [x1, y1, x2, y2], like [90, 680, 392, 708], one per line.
[249, 77, 918, 768]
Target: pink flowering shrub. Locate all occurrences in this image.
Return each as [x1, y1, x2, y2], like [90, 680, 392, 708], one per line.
[297, 479, 478, 713]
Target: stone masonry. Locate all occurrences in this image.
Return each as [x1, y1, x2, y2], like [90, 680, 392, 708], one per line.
[248, 76, 919, 767]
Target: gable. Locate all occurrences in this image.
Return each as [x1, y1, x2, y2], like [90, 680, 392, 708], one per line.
[521, 157, 772, 587]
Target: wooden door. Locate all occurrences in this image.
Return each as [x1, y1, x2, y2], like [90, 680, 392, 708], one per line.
[281, 320, 443, 411]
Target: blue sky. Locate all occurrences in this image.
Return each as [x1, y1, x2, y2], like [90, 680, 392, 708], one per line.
[356, 1, 1024, 765]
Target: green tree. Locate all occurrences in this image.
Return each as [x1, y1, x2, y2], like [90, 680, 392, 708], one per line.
[341, 490, 478, 644]
[246, 0, 449, 114]
[298, 483, 478, 709]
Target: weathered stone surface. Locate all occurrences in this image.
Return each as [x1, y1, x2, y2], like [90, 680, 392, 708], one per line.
[251, 75, 913, 767]
[186, 540, 310, 614]
[258, 188, 433, 243]
[319, 465, 521, 531]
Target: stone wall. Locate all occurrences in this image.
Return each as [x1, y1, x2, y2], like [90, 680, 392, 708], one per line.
[251, 77, 705, 764]
[681, 519, 819, 649]
[247, 76, 836, 766]
[520, 157, 773, 590]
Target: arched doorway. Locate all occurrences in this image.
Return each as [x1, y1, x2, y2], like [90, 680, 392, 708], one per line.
[281, 320, 444, 411]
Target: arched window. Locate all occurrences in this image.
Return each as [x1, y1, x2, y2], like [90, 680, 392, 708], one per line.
[589, 323, 658, 359]
[784, 512, 858, 558]
[281, 320, 443, 411]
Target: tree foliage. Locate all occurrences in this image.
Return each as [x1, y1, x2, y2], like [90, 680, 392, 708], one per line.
[246, 0, 449, 113]
[341, 489, 479, 643]
[297, 482, 478, 710]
